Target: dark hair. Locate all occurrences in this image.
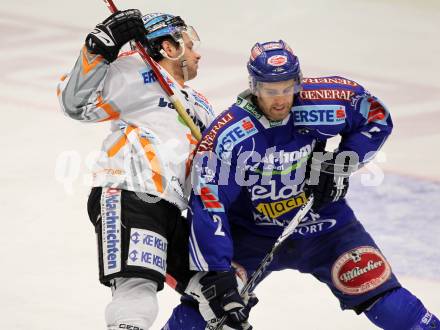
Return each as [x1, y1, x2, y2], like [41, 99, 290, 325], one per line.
[145, 36, 181, 62]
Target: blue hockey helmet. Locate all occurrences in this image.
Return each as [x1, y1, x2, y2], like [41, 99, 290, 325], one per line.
[142, 13, 200, 59]
[247, 40, 302, 94]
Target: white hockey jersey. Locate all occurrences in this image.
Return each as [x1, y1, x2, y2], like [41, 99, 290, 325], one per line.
[57, 47, 215, 210]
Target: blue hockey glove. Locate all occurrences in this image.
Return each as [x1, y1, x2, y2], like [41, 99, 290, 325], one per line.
[85, 9, 145, 62]
[200, 271, 258, 330]
[305, 152, 357, 211]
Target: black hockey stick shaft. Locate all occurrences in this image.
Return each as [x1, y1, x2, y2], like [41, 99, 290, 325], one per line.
[211, 195, 314, 330]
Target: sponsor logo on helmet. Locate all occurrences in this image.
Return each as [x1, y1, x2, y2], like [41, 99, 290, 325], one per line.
[267, 55, 288, 67]
[262, 42, 283, 51]
[331, 246, 391, 295]
[142, 12, 166, 23]
[250, 45, 263, 61]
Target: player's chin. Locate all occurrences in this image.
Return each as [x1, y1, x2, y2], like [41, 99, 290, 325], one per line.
[187, 68, 198, 80]
[270, 108, 290, 120]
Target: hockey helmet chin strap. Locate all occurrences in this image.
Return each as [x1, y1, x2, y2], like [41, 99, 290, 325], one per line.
[158, 27, 199, 82]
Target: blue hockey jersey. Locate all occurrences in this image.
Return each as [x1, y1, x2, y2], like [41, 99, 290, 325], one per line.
[188, 76, 393, 271]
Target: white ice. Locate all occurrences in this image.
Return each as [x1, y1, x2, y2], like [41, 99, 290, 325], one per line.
[1, 0, 439, 329]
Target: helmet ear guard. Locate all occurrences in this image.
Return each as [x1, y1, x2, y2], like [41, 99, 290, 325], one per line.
[247, 40, 303, 95]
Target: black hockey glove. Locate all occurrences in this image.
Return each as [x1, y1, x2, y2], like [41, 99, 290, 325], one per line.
[200, 271, 258, 330]
[85, 9, 145, 62]
[304, 152, 357, 211]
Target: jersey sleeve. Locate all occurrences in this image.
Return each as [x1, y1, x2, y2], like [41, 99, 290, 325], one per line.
[57, 46, 123, 123]
[338, 88, 393, 163]
[188, 114, 259, 271]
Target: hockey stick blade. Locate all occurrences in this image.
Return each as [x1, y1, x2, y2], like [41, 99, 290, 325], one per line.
[210, 195, 314, 330]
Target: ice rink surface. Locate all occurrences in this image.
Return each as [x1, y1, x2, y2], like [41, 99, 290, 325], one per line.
[1, 0, 439, 328]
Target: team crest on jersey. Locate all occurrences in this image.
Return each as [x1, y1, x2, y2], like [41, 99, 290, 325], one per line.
[331, 246, 391, 295]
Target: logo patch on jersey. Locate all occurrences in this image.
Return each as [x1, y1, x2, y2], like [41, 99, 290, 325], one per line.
[192, 90, 213, 114]
[268, 55, 287, 66]
[358, 96, 388, 125]
[140, 69, 158, 84]
[236, 97, 263, 120]
[366, 98, 386, 123]
[198, 113, 234, 152]
[299, 89, 355, 101]
[127, 228, 168, 276]
[251, 180, 303, 201]
[293, 105, 346, 125]
[215, 117, 258, 161]
[101, 188, 122, 276]
[251, 143, 314, 176]
[331, 246, 391, 295]
[293, 212, 337, 236]
[256, 192, 307, 218]
[199, 184, 224, 212]
[302, 77, 358, 87]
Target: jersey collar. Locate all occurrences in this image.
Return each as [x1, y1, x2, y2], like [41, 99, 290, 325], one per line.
[235, 90, 291, 129]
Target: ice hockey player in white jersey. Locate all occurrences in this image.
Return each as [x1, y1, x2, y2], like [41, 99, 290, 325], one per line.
[57, 10, 214, 330]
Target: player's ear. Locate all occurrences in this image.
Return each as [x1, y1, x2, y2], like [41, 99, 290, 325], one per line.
[161, 40, 178, 58]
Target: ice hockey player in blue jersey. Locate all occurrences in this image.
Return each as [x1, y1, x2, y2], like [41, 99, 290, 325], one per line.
[162, 40, 439, 330]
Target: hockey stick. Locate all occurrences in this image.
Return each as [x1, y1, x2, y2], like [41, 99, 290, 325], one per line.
[208, 195, 314, 330]
[102, 0, 202, 141]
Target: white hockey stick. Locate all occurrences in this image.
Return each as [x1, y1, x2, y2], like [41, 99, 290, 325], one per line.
[207, 195, 314, 330]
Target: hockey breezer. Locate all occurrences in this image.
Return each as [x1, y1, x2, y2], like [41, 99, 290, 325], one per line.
[209, 196, 314, 330]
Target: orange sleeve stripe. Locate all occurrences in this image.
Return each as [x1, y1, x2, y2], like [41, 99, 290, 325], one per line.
[139, 135, 165, 193]
[96, 95, 120, 121]
[107, 126, 135, 157]
[81, 45, 104, 75]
